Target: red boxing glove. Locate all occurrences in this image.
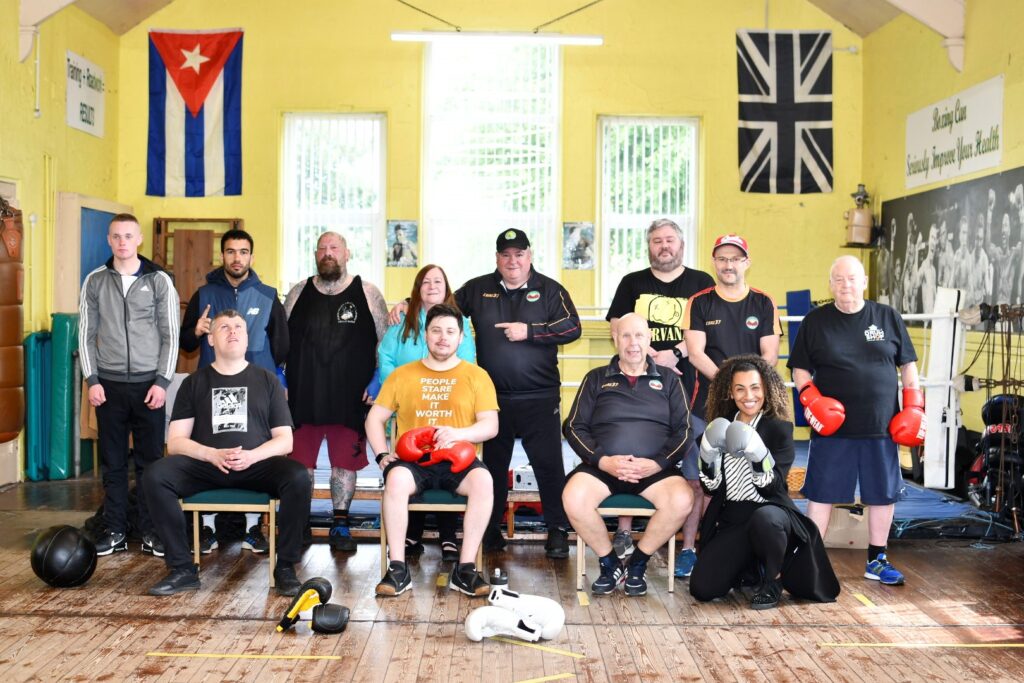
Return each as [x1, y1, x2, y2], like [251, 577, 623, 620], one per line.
[889, 388, 926, 447]
[799, 383, 846, 436]
[395, 426, 437, 463]
[421, 441, 477, 473]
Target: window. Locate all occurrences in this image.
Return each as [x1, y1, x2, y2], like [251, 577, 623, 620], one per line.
[423, 42, 560, 290]
[281, 113, 386, 290]
[599, 116, 699, 306]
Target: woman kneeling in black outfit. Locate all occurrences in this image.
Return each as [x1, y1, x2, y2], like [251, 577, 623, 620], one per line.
[689, 355, 839, 609]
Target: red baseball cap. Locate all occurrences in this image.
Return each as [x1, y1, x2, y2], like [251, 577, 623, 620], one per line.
[712, 234, 749, 256]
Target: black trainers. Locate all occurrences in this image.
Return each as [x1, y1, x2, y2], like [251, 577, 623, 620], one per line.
[482, 525, 507, 552]
[376, 561, 412, 597]
[141, 533, 165, 557]
[94, 530, 128, 556]
[441, 540, 460, 563]
[242, 525, 269, 554]
[329, 525, 357, 552]
[751, 577, 782, 610]
[545, 527, 569, 559]
[591, 557, 625, 595]
[273, 564, 302, 597]
[449, 562, 490, 597]
[405, 538, 425, 557]
[193, 526, 217, 555]
[148, 565, 200, 596]
[624, 561, 648, 597]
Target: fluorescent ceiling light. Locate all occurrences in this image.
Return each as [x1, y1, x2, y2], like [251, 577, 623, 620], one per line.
[390, 31, 603, 46]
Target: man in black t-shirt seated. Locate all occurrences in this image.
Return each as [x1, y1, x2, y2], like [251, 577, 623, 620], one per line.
[143, 310, 311, 597]
[562, 314, 695, 597]
[788, 256, 925, 587]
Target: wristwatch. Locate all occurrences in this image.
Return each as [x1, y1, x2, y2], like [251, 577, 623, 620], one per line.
[671, 347, 684, 361]
[375, 451, 390, 465]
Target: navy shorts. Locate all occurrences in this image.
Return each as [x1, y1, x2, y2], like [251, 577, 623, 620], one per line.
[801, 437, 904, 505]
[567, 462, 683, 497]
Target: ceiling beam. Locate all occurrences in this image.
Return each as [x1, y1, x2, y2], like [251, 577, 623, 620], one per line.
[19, 0, 76, 61]
[886, 0, 966, 71]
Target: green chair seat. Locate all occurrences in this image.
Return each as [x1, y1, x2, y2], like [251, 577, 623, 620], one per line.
[411, 489, 468, 505]
[183, 488, 272, 505]
[600, 493, 654, 510]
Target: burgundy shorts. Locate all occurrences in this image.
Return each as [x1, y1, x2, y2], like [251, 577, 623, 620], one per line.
[289, 424, 368, 471]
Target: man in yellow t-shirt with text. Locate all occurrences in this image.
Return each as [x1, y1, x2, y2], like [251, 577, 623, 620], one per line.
[366, 303, 499, 598]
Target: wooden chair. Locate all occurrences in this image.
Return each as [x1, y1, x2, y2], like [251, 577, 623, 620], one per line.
[180, 488, 278, 587]
[576, 493, 677, 593]
[380, 488, 484, 576]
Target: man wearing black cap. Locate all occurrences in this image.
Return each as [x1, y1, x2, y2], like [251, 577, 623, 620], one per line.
[455, 229, 582, 558]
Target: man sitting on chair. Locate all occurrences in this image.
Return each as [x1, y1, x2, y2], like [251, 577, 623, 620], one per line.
[562, 313, 694, 596]
[366, 303, 499, 598]
[143, 309, 311, 597]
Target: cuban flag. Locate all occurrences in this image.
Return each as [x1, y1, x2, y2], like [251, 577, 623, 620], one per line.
[737, 30, 833, 194]
[147, 29, 243, 197]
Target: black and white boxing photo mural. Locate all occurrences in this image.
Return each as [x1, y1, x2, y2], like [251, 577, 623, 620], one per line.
[878, 166, 1024, 313]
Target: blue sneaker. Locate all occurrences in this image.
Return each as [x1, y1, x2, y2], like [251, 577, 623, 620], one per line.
[674, 548, 697, 578]
[865, 553, 904, 585]
[329, 525, 357, 552]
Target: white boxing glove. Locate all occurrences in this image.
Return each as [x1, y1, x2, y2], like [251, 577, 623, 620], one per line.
[488, 587, 565, 640]
[465, 606, 542, 642]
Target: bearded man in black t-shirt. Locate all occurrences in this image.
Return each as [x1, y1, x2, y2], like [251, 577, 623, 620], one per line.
[143, 310, 311, 598]
[605, 218, 714, 578]
[788, 256, 924, 587]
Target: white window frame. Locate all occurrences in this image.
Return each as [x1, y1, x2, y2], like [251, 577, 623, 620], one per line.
[421, 41, 561, 289]
[280, 112, 386, 292]
[597, 115, 700, 308]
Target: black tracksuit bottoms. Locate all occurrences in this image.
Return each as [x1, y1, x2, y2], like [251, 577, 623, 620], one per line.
[484, 395, 568, 530]
[144, 454, 311, 571]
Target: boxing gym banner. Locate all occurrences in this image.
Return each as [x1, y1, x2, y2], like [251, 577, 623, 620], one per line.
[905, 75, 1003, 189]
[879, 163, 1024, 313]
[66, 51, 105, 138]
[147, 29, 243, 197]
[737, 30, 833, 194]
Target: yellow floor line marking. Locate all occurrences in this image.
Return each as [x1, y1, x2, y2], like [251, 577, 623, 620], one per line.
[820, 643, 1024, 649]
[576, 591, 590, 607]
[147, 652, 342, 660]
[514, 674, 575, 683]
[852, 593, 876, 608]
[490, 637, 585, 659]
[436, 574, 448, 587]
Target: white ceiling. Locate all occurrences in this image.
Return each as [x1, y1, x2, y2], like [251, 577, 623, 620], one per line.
[75, 0, 173, 35]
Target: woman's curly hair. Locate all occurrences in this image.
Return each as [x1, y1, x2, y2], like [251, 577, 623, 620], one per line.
[705, 354, 791, 423]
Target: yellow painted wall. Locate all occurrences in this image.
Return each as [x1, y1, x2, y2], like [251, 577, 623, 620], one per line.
[0, 0, 121, 332]
[116, 0, 863, 315]
[862, 1, 1024, 431]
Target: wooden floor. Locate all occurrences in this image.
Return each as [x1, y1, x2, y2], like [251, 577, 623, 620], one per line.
[0, 480, 1022, 682]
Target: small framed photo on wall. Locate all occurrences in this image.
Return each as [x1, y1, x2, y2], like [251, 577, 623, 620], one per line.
[562, 222, 594, 270]
[387, 220, 419, 267]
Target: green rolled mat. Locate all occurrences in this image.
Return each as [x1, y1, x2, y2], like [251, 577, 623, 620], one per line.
[23, 332, 51, 481]
[49, 313, 79, 481]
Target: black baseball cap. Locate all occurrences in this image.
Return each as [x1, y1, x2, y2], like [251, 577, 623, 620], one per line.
[496, 229, 531, 251]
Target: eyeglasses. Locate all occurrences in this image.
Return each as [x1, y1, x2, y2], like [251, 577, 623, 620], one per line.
[713, 256, 747, 265]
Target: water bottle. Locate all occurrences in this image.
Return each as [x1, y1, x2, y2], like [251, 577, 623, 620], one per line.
[490, 567, 509, 587]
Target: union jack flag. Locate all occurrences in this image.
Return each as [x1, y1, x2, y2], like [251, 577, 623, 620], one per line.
[737, 30, 833, 194]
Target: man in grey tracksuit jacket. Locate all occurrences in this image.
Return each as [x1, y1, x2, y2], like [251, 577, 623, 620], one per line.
[79, 214, 179, 556]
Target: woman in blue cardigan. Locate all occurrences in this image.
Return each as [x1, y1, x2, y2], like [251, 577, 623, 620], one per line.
[377, 264, 476, 561]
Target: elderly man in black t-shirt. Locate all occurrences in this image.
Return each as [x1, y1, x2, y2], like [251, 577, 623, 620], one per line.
[563, 314, 694, 596]
[788, 256, 925, 587]
[143, 310, 311, 597]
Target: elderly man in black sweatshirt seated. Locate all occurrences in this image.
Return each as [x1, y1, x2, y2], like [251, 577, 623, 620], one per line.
[562, 313, 695, 597]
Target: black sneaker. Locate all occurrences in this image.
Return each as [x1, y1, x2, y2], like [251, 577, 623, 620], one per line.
[242, 525, 269, 554]
[329, 525, 357, 552]
[376, 561, 412, 597]
[591, 557, 625, 595]
[94, 530, 128, 556]
[482, 525, 507, 552]
[624, 562, 648, 597]
[545, 527, 569, 559]
[141, 533, 165, 557]
[449, 562, 490, 596]
[148, 565, 200, 596]
[405, 538, 425, 557]
[441, 541, 460, 563]
[194, 526, 218, 554]
[273, 564, 302, 597]
[751, 577, 782, 610]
